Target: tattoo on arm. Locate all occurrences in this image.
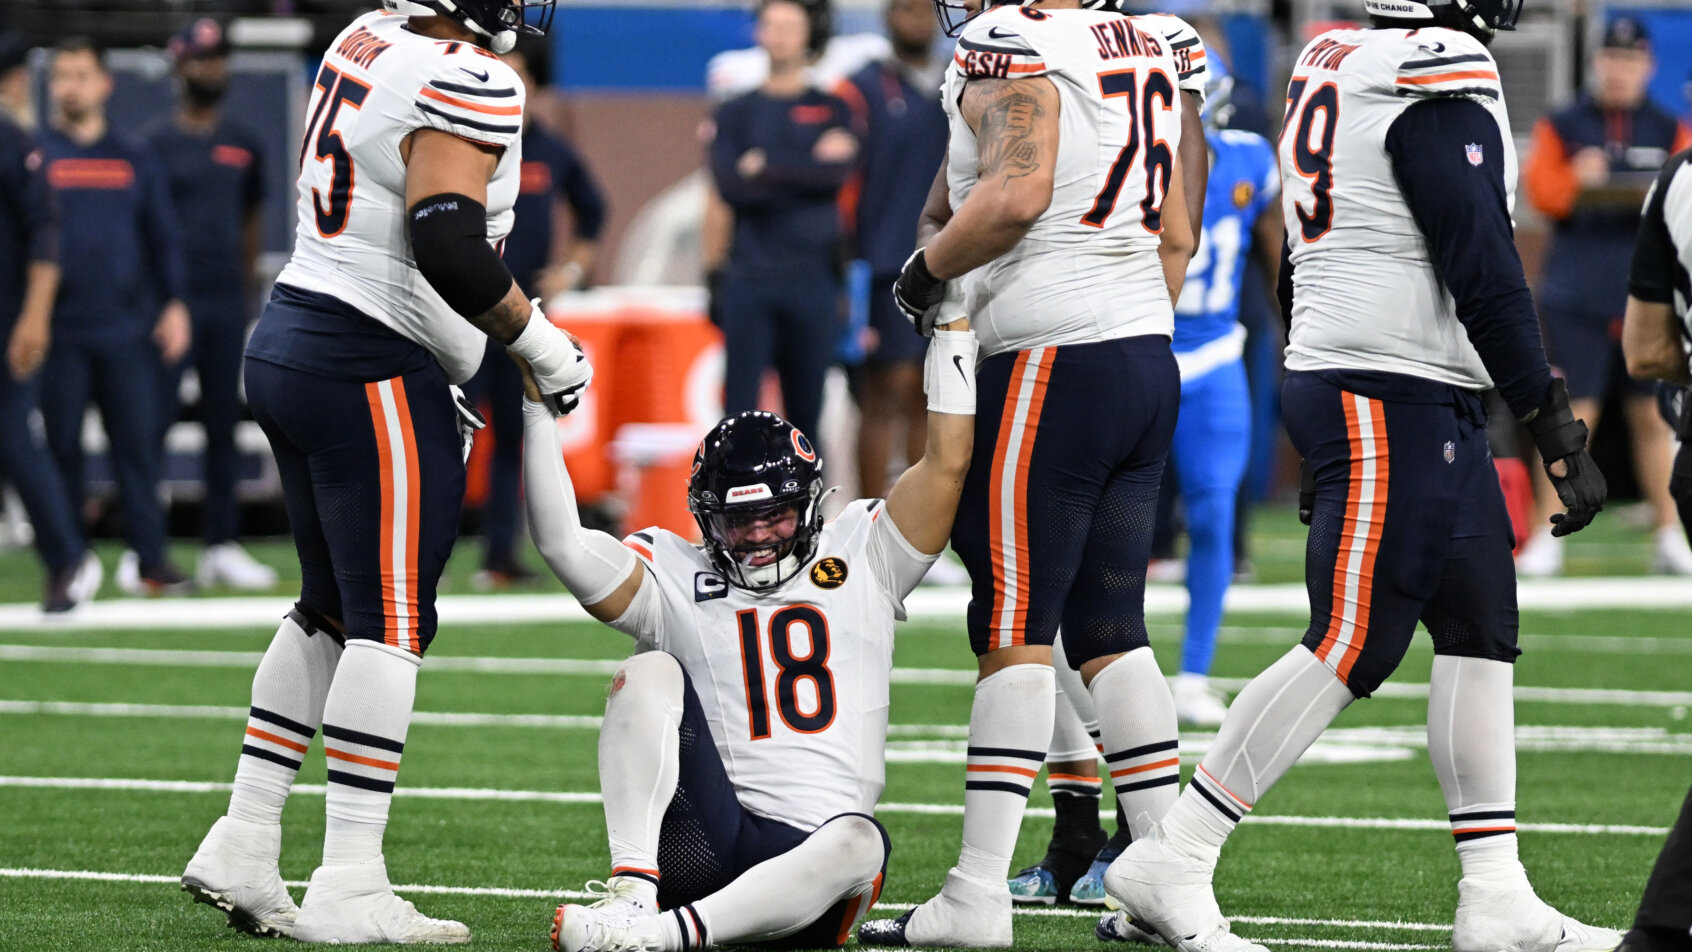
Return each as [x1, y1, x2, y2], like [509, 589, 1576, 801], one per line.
[472, 291, 532, 346]
[963, 79, 1048, 186]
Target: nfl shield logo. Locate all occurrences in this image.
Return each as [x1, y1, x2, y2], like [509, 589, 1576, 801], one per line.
[1465, 143, 1484, 166]
[1444, 441, 1456, 464]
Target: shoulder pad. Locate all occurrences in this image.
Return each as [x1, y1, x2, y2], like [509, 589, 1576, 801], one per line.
[413, 47, 526, 148]
[1391, 29, 1501, 104]
[952, 10, 1051, 81]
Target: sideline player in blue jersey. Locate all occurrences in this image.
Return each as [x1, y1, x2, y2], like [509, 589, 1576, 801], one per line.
[1166, 62, 1282, 727]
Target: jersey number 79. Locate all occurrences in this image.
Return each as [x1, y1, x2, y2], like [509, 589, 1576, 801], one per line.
[736, 606, 837, 739]
[1282, 77, 1339, 242]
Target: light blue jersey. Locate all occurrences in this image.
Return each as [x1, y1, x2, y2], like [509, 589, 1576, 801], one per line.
[1172, 129, 1279, 359]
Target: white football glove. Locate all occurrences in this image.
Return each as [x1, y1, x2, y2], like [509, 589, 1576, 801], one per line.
[510, 298, 593, 416]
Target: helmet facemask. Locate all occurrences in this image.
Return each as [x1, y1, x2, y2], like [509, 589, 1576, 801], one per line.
[694, 483, 825, 592]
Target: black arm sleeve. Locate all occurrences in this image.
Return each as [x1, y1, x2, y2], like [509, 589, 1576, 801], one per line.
[407, 192, 516, 324]
[1630, 149, 1691, 305]
[1386, 97, 1552, 420]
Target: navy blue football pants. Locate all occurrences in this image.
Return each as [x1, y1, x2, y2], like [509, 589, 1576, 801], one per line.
[38, 336, 170, 567]
[245, 356, 464, 655]
[0, 359, 84, 574]
[1284, 371, 1520, 699]
[717, 264, 841, 443]
[653, 660, 890, 946]
[158, 293, 249, 545]
[951, 336, 1179, 664]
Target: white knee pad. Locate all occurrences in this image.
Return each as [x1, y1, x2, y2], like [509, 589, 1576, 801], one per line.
[612, 651, 685, 702]
[811, 814, 887, 886]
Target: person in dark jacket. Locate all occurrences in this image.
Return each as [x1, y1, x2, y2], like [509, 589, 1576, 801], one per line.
[0, 34, 99, 612]
[834, 0, 947, 499]
[1519, 16, 1692, 577]
[145, 17, 275, 591]
[466, 35, 607, 588]
[708, 0, 857, 443]
[38, 37, 191, 594]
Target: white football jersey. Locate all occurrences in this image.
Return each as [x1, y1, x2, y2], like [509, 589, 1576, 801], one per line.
[608, 500, 934, 832]
[942, 6, 1187, 358]
[1279, 27, 1515, 390]
[275, 10, 525, 385]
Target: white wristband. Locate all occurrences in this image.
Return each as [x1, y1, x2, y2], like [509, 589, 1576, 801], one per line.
[925, 329, 977, 416]
[508, 301, 589, 395]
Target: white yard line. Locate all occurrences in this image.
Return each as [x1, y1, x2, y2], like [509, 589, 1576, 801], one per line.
[0, 776, 1667, 836]
[7, 576, 1692, 632]
[8, 642, 1690, 704]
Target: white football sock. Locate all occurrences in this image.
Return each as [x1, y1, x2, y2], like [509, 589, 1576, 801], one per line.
[229, 611, 343, 826]
[956, 663, 1055, 884]
[1428, 655, 1526, 887]
[320, 640, 418, 867]
[1089, 648, 1181, 838]
[1051, 636, 1102, 760]
[1163, 646, 1352, 861]
[600, 652, 684, 896]
[663, 814, 884, 950]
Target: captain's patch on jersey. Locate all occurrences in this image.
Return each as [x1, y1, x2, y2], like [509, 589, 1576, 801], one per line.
[811, 557, 848, 589]
[695, 572, 728, 602]
[1466, 142, 1484, 166]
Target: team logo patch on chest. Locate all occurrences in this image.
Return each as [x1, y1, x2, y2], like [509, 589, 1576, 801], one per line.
[695, 572, 729, 602]
[1465, 143, 1484, 166]
[1232, 181, 1256, 208]
[810, 557, 848, 589]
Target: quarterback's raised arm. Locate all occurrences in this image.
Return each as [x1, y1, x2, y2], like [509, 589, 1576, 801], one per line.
[921, 76, 1060, 280]
[403, 129, 591, 416]
[515, 358, 648, 624]
[882, 314, 977, 557]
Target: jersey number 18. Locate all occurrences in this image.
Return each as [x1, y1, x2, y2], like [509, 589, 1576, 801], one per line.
[736, 606, 837, 739]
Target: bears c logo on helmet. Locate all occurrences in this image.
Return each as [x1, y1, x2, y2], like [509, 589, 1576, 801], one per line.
[791, 429, 817, 463]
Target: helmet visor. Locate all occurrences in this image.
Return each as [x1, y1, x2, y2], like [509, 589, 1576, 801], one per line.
[703, 504, 802, 568]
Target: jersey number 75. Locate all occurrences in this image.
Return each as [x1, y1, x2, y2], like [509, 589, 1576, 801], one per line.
[736, 606, 837, 739]
[301, 63, 369, 239]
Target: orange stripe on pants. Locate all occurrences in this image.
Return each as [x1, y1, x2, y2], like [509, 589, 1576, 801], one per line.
[390, 379, 423, 653]
[365, 382, 400, 651]
[987, 349, 1054, 650]
[1315, 393, 1388, 683]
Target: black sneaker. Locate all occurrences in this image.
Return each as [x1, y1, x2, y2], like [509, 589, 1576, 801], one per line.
[140, 560, 194, 596]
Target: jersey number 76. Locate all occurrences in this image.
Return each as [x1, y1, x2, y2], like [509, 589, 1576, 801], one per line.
[736, 606, 837, 739]
[1082, 68, 1176, 232]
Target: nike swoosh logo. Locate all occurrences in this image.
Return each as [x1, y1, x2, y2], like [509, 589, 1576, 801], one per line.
[953, 354, 969, 384]
[1427, 41, 1446, 53]
[987, 26, 1019, 39]
[459, 67, 490, 82]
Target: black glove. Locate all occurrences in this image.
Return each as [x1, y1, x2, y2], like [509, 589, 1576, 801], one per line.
[1298, 459, 1316, 526]
[705, 267, 726, 329]
[1525, 378, 1606, 537]
[449, 384, 487, 464]
[892, 248, 947, 336]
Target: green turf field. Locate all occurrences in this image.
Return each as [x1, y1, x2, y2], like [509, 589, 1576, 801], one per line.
[0, 506, 1685, 950]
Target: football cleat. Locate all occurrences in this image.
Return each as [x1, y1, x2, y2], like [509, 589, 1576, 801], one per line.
[1007, 865, 1061, 905]
[180, 815, 299, 938]
[197, 542, 279, 591]
[858, 868, 1012, 948]
[1173, 675, 1230, 728]
[551, 905, 665, 952]
[1069, 854, 1115, 906]
[1452, 878, 1623, 952]
[1097, 911, 1170, 945]
[576, 877, 657, 919]
[292, 862, 470, 944]
[1103, 823, 1230, 950]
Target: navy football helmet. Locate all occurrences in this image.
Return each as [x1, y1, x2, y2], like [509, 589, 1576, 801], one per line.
[382, 0, 555, 53]
[1364, 0, 1521, 42]
[688, 412, 826, 592]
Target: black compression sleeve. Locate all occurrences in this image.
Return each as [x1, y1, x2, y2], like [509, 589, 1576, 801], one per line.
[407, 192, 515, 321]
[1386, 97, 1552, 420]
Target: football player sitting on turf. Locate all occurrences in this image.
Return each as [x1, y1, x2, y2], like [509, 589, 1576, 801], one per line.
[518, 308, 977, 952]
